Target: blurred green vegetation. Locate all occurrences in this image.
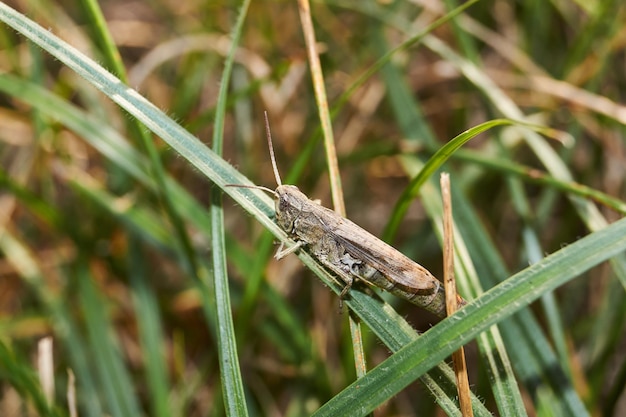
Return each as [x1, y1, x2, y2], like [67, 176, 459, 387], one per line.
[0, 0, 625, 416]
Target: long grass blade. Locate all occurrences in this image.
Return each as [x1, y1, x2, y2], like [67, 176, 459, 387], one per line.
[315, 215, 626, 416]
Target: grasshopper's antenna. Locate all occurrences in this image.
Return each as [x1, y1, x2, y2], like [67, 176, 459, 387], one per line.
[264, 111, 282, 187]
[225, 183, 277, 197]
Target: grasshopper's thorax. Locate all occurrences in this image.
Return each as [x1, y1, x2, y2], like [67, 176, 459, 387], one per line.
[274, 185, 306, 234]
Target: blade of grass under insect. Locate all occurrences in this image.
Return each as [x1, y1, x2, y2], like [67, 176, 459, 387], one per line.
[298, 250, 492, 416]
[209, 0, 251, 415]
[128, 237, 171, 417]
[315, 215, 626, 416]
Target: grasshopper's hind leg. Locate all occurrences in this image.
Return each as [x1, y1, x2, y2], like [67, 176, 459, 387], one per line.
[314, 256, 357, 300]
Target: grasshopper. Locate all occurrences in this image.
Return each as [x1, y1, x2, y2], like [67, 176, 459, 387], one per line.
[232, 113, 466, 318]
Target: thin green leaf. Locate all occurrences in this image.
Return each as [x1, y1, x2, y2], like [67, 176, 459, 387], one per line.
[78, 261, 143, 417]
[0, 342, 61, 417]
[209, 0, 252, 415]
[128, 238, 171, 417]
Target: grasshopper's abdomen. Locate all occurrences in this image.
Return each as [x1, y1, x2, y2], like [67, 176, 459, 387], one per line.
[352, 258, 455, 317]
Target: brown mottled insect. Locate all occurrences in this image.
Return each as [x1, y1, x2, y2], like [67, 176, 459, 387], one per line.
[232, 113, 466, 317]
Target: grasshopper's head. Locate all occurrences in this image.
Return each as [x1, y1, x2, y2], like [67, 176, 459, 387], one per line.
[275, 185, 306, 233]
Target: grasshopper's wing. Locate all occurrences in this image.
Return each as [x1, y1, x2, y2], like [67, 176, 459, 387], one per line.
[330, 218, 439, 293]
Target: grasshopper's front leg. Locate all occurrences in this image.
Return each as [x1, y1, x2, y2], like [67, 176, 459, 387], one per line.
[275, 240, 304, 260]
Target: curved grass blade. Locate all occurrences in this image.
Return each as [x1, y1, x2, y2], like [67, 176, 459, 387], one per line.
[452, 149, 626, 214]
[383, 119, 548, 241]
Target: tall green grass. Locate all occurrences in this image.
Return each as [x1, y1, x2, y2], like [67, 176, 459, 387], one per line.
[0, 1, 625, 416]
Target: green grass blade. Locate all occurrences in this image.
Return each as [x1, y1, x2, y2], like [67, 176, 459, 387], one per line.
[298, 251, 492, 416]
[0, 341, 60, 417]
[209, 0, 252, 415]
[77, 261, 143, 417]
[0, 73, 215, 238]
[79, 0, 126, 80]
[81, 0, 204, 291]
[452, 149, 626, 214]
[383, 119, 518, 241]
[128, 238, 171, 417]
[314, 216, 626, 416]
[0, 3, 274, 232]
[377, 40, 526, 414]
[453, 188, 589, 416]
